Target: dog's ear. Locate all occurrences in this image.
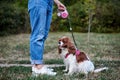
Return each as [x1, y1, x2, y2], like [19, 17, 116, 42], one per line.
[67, 42, 76, 54]
[68, 45, 76, 54]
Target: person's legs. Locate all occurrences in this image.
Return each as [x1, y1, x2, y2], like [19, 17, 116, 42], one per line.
[44, 0, 53, 40]
[29, 0, 56, 75]
[29, 6, 47, 66]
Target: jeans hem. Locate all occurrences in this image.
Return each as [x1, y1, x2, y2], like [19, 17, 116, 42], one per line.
[30, 59, 43, 65]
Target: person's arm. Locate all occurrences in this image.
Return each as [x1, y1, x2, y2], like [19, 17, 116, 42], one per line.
[54, 0, 66, 11]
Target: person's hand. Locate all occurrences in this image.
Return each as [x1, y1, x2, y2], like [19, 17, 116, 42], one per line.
[57, 2, 66, 11]
[54, 0, 66, 11]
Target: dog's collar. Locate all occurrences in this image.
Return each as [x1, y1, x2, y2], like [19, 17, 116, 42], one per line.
[75, 50, 80, 55]
[65, 53, 70, 58]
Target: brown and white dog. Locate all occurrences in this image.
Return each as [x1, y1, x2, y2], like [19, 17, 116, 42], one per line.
[58, 36, 108, 77]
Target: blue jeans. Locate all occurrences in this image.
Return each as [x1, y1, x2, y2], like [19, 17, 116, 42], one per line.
[28, 0, 53, 64]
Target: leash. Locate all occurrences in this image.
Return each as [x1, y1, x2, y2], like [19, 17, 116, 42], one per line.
[67, 16, 78, 49]
[67, 16, 81, 55]
[57, 9, 78, 49]
[57, 9, 92, 55]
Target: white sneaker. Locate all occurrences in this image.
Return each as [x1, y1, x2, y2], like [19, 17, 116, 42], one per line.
[32, 66, 56, 76]
[44, 66, 54, 72]
[32, 66, 54, 72]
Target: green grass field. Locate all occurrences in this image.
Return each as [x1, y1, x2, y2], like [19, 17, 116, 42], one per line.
[0, 32, 120, 80]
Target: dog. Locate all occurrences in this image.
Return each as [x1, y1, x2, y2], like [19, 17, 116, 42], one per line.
[58, 36, 108, 78]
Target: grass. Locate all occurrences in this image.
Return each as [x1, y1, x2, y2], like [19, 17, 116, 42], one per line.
[0, 32, 120, 80]
[0, 61, 119, 80]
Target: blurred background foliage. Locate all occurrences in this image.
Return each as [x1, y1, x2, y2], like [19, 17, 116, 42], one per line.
[0, 0, 120, 36]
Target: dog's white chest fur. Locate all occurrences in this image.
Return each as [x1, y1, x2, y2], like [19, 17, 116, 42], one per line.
[60, 49, 78, 73]
[60, 49, 76, 64]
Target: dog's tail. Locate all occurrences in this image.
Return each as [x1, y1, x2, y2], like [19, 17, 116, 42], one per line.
[93, 67, 108, 73]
